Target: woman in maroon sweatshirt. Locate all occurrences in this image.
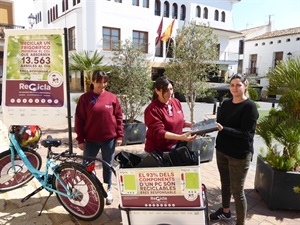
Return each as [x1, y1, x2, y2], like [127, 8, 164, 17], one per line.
[75, 70, 123, 205]
[144, 76, 196, 154]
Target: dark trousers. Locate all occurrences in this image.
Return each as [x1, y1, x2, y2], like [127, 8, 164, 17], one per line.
[84, 138, 115, 189]
[216, 150, 252, 225]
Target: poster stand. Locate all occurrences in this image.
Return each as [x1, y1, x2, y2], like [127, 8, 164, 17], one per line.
[2, 28, 73, 153]
[63, 27, 73, 153]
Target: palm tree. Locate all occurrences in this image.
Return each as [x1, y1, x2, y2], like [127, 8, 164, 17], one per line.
[69, 50, 108, 92]
[256, 57, 300, 171]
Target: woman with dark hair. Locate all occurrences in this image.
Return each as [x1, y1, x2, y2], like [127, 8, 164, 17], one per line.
[144, 76, 196, 154]
[75, 70, 124, 205]
[209, 74, 259, 225]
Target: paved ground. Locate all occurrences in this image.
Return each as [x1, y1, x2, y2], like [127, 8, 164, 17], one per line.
[0, 101, 300, 225]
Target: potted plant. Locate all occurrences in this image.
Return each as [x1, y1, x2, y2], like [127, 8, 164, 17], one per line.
[109, 39, 151, 145]
[254, 57, 300, 210]
[164, 21, 219, 163]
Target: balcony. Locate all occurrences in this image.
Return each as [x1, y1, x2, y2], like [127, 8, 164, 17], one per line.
[217, 51, 239, 65]
[0, 23, 25, 39]
[245, 67, 258, 76]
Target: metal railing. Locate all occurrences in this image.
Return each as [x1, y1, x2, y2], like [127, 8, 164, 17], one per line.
[245, 67, 258, 75]
[0, 23, 25, 38]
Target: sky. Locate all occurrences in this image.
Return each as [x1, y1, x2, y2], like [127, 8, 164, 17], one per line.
[232, 0, 300, 31]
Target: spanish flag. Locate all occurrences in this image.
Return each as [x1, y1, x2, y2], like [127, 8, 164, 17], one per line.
[160, 19, 175, 42]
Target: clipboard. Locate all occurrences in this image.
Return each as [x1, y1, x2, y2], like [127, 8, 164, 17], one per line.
[191, 118, 218, 135]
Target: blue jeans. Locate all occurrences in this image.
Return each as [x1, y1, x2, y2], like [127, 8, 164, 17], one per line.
[84, 138, 115, 189]
[216, 150, 252, 225]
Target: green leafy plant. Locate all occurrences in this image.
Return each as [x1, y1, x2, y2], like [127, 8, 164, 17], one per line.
[164, 21, 219, 122]
[108, 39, 151, 123]
[256, 57, 300, 172]
[248, 87, 258, 101]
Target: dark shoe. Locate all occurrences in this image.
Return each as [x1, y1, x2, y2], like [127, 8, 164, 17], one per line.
[209, 207, 231, 221]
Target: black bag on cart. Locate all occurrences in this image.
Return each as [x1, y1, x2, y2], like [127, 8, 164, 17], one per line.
[168, 142, 196, 166]
[114, 151, 142, 168]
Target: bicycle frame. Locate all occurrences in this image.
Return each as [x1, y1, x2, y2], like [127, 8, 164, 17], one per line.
[9, 133, 73, 198]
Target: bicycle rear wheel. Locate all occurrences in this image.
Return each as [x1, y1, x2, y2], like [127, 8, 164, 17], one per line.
[0, 149, 42, 191]
[53, 162, 104, 221]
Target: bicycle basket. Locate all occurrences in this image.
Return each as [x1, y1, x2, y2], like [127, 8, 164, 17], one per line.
[13, 125, 42, 148]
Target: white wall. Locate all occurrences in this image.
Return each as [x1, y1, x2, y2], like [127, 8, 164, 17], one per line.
[244, 34, 300, 76]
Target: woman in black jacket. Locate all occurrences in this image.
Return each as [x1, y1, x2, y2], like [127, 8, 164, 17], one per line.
[209, 74, 259, 225]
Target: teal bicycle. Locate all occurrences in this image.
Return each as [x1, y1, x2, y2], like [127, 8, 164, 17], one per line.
[0, 125, 114, 221]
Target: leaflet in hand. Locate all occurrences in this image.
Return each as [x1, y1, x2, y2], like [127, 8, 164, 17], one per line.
[191, 118, 218, 135]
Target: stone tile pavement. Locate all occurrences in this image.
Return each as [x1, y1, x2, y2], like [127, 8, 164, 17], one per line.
[1, 103, 300, 225]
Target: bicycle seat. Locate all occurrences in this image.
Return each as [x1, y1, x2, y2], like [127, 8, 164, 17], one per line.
[41, 136, 61, 148]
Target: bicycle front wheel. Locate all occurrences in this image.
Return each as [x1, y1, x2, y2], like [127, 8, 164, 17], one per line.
[0, 149, 42, 191]
[53, 162, 104, 221]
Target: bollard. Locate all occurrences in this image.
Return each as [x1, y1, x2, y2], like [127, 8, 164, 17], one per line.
[213, 102, 217, 115]
[272, 102, 275, 108]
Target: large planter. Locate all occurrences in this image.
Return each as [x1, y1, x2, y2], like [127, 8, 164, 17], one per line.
[122, 120, 146, 145]
[254, 156, 300, 210]
[187, 135, 215, 163]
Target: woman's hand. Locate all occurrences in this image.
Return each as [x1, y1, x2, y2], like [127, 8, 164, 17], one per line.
[78, 143, 85, 151]
[116, 139, 122, 147]
[216, 122, 223, 131]
[181, 131, 197, 142]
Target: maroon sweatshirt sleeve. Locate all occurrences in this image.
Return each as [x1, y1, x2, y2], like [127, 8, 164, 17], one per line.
[114, 97, 124, 140]
[75, 92, 89, 144]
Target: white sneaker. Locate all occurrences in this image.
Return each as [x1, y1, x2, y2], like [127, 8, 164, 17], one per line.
[106, 189, 113, 205]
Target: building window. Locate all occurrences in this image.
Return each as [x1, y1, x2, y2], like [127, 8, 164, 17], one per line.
[155, 0, 161, 16]
[221, 11, 225, 22]
[133, 31, 148, 53]
[239, 40, 244, 54]
[68, 27, 76, 50]
[73, 0, 81, 6]
[196, 6, 201, 18]
[274, 52, 283, 67]
[172, 3, 178, 19]
[297, 37, 300, 41]
[52, 6, 57, 21]
[180, 5, 186, 20]
[103, 27, 120, 51]
[164, 2, 170, 17]
[62, 0, 68, 12]
[214, 10, 219, 21]
[143, 0, 149, 8]
[255, 43, 258, 46]
[49, 8, 53, 22]
[249, 54, 257, 74]
[36, 11, 42, 24]
[262, 42, 265, 45]
[238, 59, 243, 74]
[216, 43, 220, 57]
[132, 0, 139, 6]
[286, 38, 291, 42]
[166, 39, 174, 58]
[203, 7, 208, 19]
[270, 41, 273, 44]
[155, 41, 163, 57]
[278, 40, 281, 43]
